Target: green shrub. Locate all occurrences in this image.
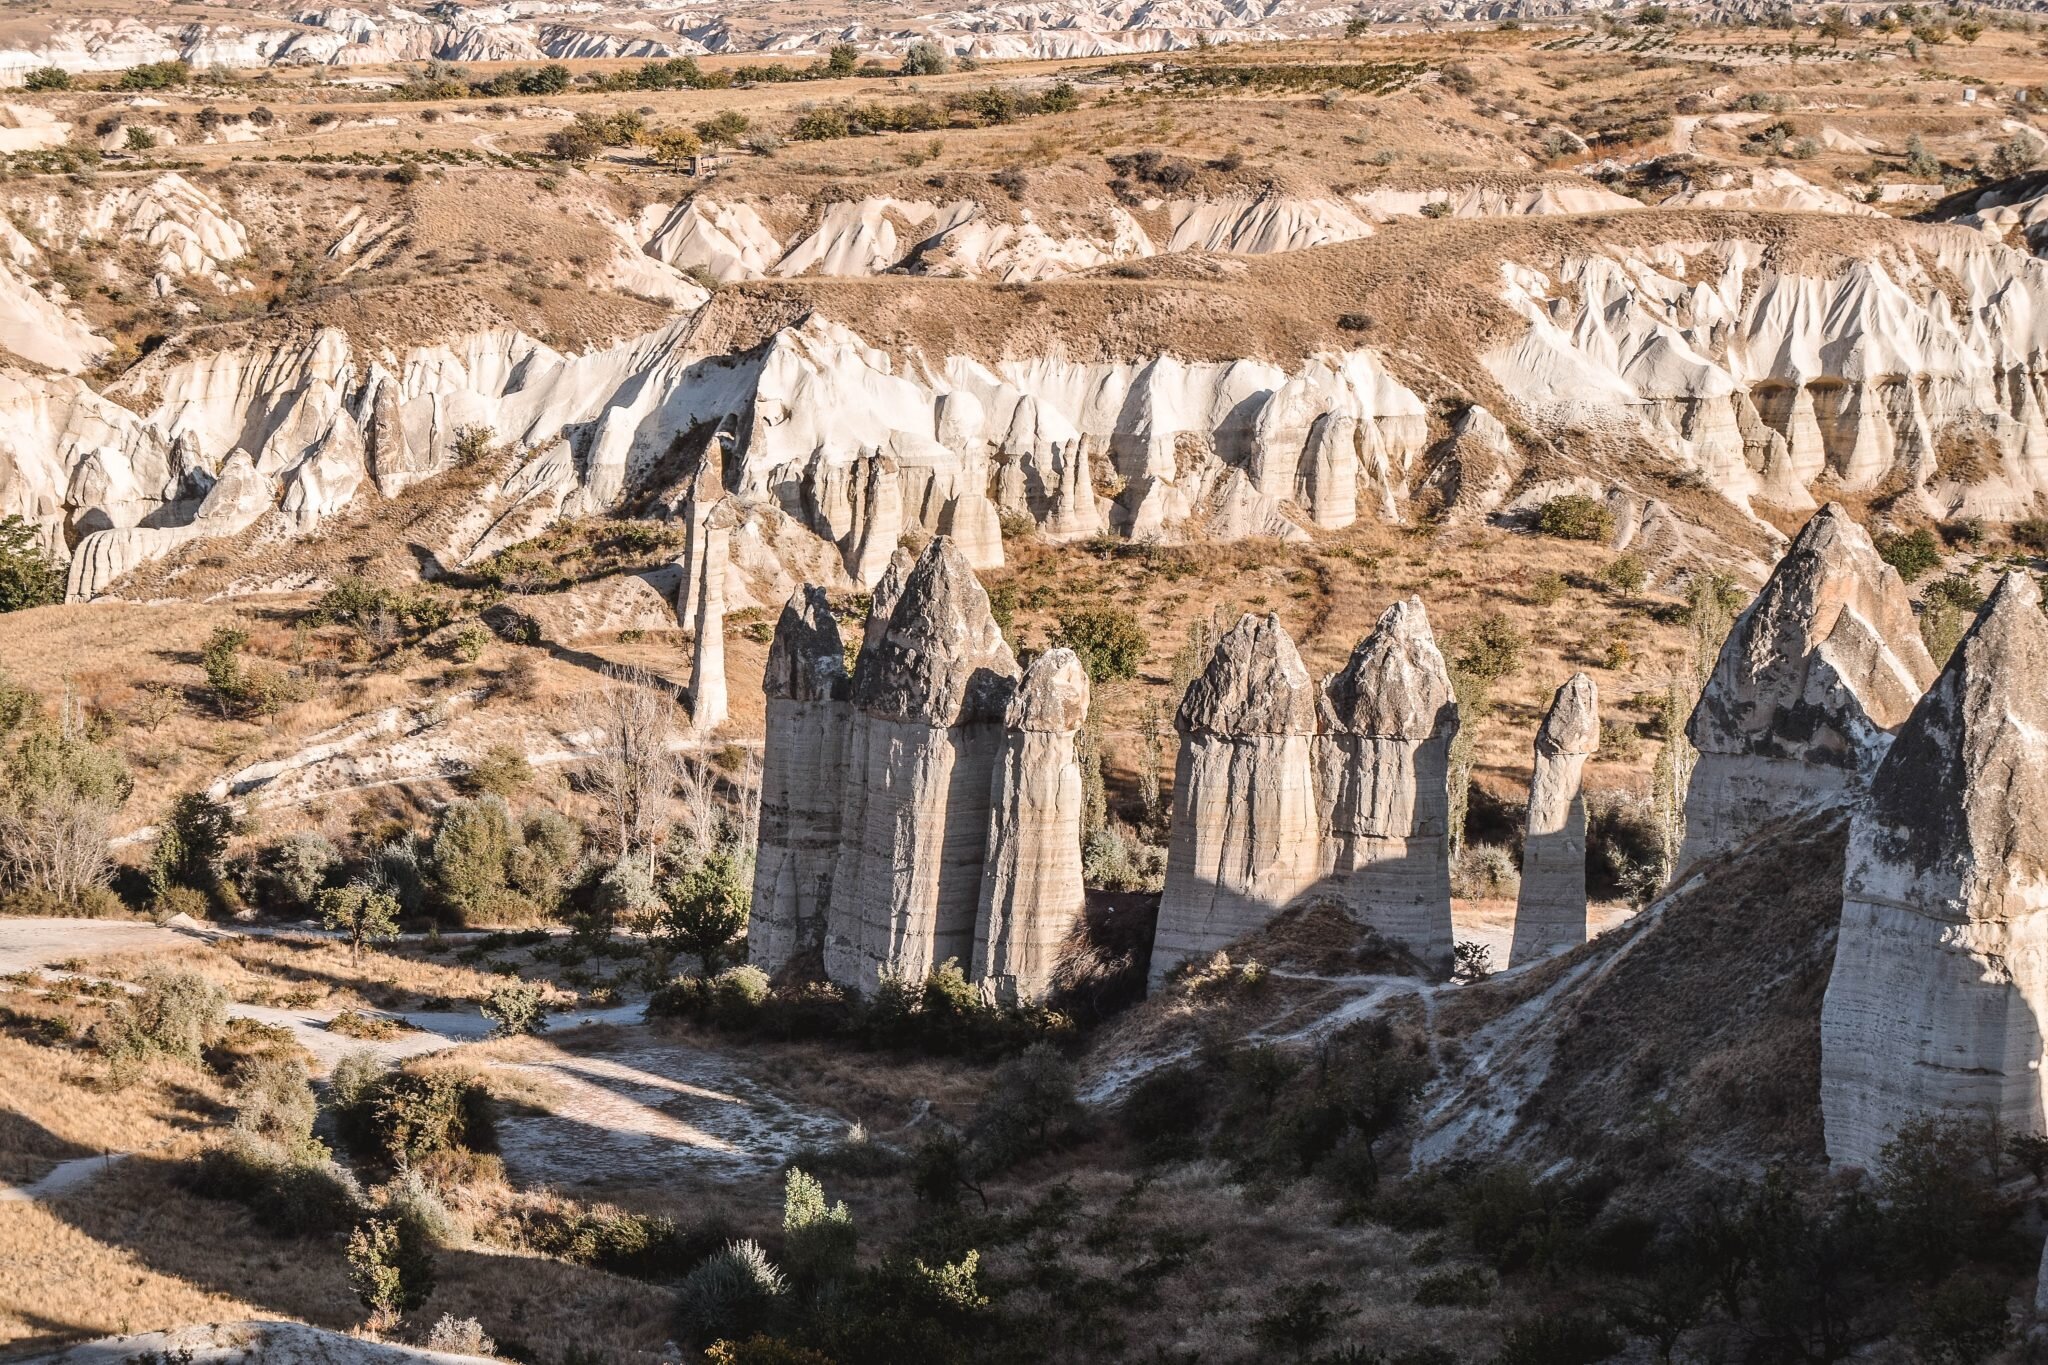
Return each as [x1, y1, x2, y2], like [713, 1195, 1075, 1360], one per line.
[23, 67, 70, 91]
[968, 1042, 1082, 1170]
[348, 1069, 496, 1167]
[1535, 495, 1614, 542]
[1600, 554, 1647, 595]
[117, 61, 190, 90]
[1450, 612, 1525, 685]
[232, 1056, 319, 1147]
[149, 792, 241, 902]
[462, 742, 531, 796]
[320, 881, 402, 962]
[257, 832, 340, 912]
[1876, 527, 1942, 583]
[782, 1168, 857, 1289]
[2011, 518, 2048, 555]
[677, 1240, 788, 1346]
[1054, 607, 1146, 684]
[0, 515, 61, 612]
[656, 852, 752, 974]
[191, 1130, 362, 1236]
[482, 981, 549, 1037]
[429, 796, 516, 922]
[348, 1215, 436, 1319]
[99, 966, 228, 1063]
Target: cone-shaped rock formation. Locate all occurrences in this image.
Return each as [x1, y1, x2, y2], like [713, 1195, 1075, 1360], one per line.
[748, 587, 851, 978]
[1510, 673, 1598, 967]
[973, 647, 1090, 1005]
[1151, 613, 1322, 986]
[1680, 502, 1936, 874]
[1820, 572, 2048, 1168]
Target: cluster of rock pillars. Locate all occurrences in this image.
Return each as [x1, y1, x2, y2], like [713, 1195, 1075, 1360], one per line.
[677, 482, 2044, 1172]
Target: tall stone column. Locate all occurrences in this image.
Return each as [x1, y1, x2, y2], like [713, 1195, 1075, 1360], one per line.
[821, 548, 915, 988]
[973, 647, 1090, 1005]
[686, 499, 735, 734]
[1510, 673, 1598, 968]
[1821, 573, 2048, 1168]
[834, 538, 1019, 994]
[749, 587, 850, 978]
[1315, 596, 1459, 973]
[1151, 613, 1321, 988]
[1680, 502, 1935, 876]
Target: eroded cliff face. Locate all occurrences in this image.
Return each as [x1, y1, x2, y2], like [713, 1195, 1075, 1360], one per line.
[1487, 236, 2048, 521]
[1679, 502, 1936, 875]
[1821, 573, 2048, 1169]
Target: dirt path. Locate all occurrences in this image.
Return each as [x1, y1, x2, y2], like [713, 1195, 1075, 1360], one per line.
[0, 915, 231, 976]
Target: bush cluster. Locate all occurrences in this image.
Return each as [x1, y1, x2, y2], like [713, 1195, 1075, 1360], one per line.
[649, 958, 1072, 1061]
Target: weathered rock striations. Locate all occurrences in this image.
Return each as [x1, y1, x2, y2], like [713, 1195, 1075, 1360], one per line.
[1679, 503, 1936, 875]
[821, 548, 914, 988]
[1151, 613, 1321, 986]
[686, 498, 736, 734]
[1510, 673, 1599, 967]
[834, 537, 1019, 994]
[749, 587, 852, 978]
[1820, 572, 2048, 1168]
[1315, 597, 1460, 971]
[973, 647, 1091, 1006]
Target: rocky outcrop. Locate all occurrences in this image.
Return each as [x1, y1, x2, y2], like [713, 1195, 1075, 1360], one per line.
[1679, 503, 1936, 875]
[831, 538, 1020, 994]
[686, 499, 735, 734]
[1820, 572, 2048, 1168]
[749, 587, 852, 978]
[973, 647, 1090, 1006]
[1151, 613, 1321, 986]
[1510, 673, 1598, 967]
[1315, 597, 1459, 972]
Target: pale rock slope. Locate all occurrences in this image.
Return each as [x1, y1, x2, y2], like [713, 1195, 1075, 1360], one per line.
[30, 311, 1424, 599]
[1679, 502, 1935, 877]
[1821, 572, 2048, 1168]
[1487, 236, 2048, 519]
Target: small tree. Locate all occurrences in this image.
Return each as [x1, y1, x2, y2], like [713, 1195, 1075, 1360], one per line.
[24, 67, 70, 91]
[1875, 527, 1942, 583]
[782, 1168, 857, 1289]
[901, 40, 950, 75]
[658, 852, 751, 974]
[428, 795, 515, 922]
[641, 125, 702, 167]
[1054, 607, 1145, 685]
[481, 981, 550, 1037]
[150, 792, 242, 903]
[320, 881, 402, 963]
[0, 516, 61, 612]
[347, 1216, 436, 1326]
[578, 665, 678, 874]
[1535, 494, 1615, 542]
[826, 42, 860, 76]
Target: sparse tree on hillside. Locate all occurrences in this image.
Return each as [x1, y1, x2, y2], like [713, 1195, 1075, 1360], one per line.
[320, 880, 402, 963]
[657, 851, 751, 974]
[641, 125, 702, 167]
[0, 515, 62, 613]
[0, 687, 131, 906]
[578, 665, 678, 875]
[901, 40, 949, 75]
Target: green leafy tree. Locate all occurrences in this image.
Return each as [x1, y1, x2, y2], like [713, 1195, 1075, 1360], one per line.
[428, 796, 515, 922]
[1536, 494, 1615, 542]
[0, 516, 61, 612]
[481, 981, 550, 1037]
[347, 1216, 436, 1322]
[658, 852, 752, 973]
[826, 42, 860, 76]
[782, 1168, 857, 1289]
[900, 40, 950, 75]
[1055, 607, 1145, 684]
[320, 880, 402, 963]
[24, 67, 71, 91]
[1875, 527, 1942, 583]
[150, 792, 242, 903]
[641, 124, 702, 166]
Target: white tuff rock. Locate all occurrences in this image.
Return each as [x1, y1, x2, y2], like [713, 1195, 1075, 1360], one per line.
[1315, 597, 1460, 971]
[1510, 673, 1598, 967]
[749, 587, 852, 978]
[1820, 572, 2048, 1168]
[1679, 503, 1936, 875]
[973, 647, 1091, 1005]
[1151, 613, 1321, 986]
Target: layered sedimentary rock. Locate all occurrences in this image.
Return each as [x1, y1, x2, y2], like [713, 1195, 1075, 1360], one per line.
[1678, 503, 1936, 875]
[1151, 613, 1321, 986]
[749, 587, 852, 978]
[1315, 597, 1459, 972]
[1510, 673, 1599, 967]
[832, 538, 1020, 994]
[973, 648, 1090, 1005]
[1820, 572, 2048, 1168]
